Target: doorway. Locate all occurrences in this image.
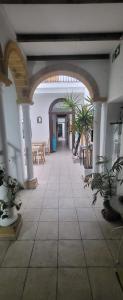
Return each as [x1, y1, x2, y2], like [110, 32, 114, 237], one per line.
[49, 99, 74, 152]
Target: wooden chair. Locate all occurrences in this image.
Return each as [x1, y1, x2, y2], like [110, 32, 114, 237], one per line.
[36, 144, 45, 164]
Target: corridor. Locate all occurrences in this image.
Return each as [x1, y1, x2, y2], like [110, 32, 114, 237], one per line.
[0, 149, 123, 300]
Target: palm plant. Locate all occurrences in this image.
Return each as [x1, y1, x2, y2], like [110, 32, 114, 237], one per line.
[64, 95, 94, 167]
[85, 156, 123, 205]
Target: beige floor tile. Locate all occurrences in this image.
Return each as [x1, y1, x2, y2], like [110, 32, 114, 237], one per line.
[58, 268, 92, 300]
[0, 241, 10, 265]
[58, 240, 86, 266]
[43, 198, 58, 208]
[40, 209, 58, 221]
[59, 222, 81, 239]
[18, 222, 38, 240]
[44, 190, 58, 197]
[88, 267, 123, 300]
[99, 221, 123, 239]
[0, 268, 26, 300]
[22, 208, 41, 221]
[36, 222, 58, 239]
[30, 241, 57, 267]
[23, 268, 57, 300]
[77, 208, 97, 221]
[79, 221, 104, 239]
[106, 239, 123, 265]
[59, 198, 75, 208]
[83, 240, 113, 266]
[59, 209, 77, 221]
[74, 197, 91, 207]
[2, 241, 33, 267]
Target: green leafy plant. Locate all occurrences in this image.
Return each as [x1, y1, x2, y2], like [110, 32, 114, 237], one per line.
[85, 156, 123, 205]
[64, 95, 94, 166]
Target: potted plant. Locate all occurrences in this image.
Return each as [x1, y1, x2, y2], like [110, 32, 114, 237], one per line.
[0, 166, 22, 227]
[85, 156, 123, 221]
[64, 95, 94, 173]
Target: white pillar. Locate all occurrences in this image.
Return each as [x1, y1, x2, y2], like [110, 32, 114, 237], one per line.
[100, 102, 108, 158]
[93, 102, 101, 173]
[0, 83, 9, 174]
[22, 104, 34, 180]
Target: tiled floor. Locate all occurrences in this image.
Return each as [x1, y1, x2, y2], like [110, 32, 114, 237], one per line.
[0, 145, 123, 299]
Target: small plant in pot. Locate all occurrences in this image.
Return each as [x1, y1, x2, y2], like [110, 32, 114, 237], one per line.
[84, 156, 123, 222]
[0, 166, 22, 227]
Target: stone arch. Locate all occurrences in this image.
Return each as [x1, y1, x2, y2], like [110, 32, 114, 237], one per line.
[4, 41, 30, 103]
[29, 63, 100, 102]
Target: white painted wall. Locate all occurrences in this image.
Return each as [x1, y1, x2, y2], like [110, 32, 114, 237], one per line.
[30, 87, 85, 144]
[108, 41, 123, 102]
[2, 70, 24, 183]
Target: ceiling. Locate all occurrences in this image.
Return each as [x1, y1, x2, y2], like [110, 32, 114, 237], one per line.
[3, 4, 123, 59]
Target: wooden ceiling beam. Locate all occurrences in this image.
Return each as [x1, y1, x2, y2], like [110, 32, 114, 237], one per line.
[27, 54, 110, 61]
[1, 1, 123, 4]
[17, 32, 123, 43]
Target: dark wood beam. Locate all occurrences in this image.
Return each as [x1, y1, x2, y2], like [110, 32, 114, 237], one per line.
[1, 1, 123, 4]
[17, 32, 123, 43]
[27, 54, 110, 61]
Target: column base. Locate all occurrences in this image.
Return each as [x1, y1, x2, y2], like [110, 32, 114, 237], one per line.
[24, 177, 38, 189]
[0, 214, 22, 240]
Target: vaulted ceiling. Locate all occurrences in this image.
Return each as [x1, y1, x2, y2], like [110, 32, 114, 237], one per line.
[2, 2, 123, 61]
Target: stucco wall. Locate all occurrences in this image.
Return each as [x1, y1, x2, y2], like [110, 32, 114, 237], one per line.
[108, 41, 123, 102]
[31, 92, 67, 143]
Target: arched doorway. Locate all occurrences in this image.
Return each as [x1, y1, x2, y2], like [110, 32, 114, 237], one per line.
[29, 63, 101, 102]
[49, 98, 74, 152]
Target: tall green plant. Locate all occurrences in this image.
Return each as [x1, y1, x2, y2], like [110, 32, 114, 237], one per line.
[85, 156, 123, 204]
[64, 95, 94, 166]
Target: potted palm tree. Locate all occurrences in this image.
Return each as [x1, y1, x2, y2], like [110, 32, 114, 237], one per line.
[64, 95, 93, 173]
[85, 156, 123, 221]
[0, 166, 22, 227]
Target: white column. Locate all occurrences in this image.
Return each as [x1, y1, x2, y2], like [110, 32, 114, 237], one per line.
[100, 102, 108, 158]
[22, 104, 34, 180]
[93, 102, 101, 173]
[0, 83, 9, 174]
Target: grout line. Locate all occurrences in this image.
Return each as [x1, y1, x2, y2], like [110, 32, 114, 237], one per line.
[75, 206, 94, 300]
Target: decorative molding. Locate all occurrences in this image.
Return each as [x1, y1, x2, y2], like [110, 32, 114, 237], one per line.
[18, 32, 123, 43]
[27, 54, 109, 61]
[16, 87, 31, 104]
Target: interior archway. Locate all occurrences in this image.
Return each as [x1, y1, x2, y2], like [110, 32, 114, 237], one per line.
[29, 63, 100, 102]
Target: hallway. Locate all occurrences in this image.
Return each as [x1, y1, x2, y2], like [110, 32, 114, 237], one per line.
[0, 149, 123, 300]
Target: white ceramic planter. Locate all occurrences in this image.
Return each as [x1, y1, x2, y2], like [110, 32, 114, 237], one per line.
[0, 186, 18, 227]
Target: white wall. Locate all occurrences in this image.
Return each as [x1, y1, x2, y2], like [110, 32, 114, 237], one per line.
[2, 70, 24, 183]
[30, 88, 85, 144]
[108, 41, 123, 102]
[31, 92, 67, 143]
